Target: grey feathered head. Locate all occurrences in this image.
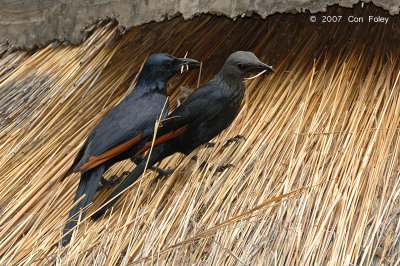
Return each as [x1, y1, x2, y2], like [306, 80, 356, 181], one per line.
[223, 51, 275, 77]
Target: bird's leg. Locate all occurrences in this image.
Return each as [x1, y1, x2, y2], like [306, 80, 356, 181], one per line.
[97, 172, 129, 191]
[153, 167, 175, 182]
[203, 136, 244, 171]
[213, 164, 235, 172]
[190, 155, 234, 173]
[154, 167, 175, 176]
[131, 154, 174, 177]
[190, 155, 206, 168]
[130, 154, 144, 165]
[223, 135, 246, 147]
[202, 135, 245, 150]
[204, 142, 215, 148]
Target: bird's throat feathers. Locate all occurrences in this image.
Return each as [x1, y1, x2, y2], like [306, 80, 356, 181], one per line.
[218, 64, 246, 83]
[217, 66, 246, 93]
[134, 78, 167, 95]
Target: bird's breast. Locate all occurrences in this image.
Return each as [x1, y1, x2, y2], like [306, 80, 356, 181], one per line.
[228, 82, 245, 113]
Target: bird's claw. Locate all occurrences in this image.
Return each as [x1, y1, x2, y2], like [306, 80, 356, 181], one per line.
[204, 142, 215, 148]
[154, 167, 175, 181]
[224, 135, 246, 146]
[98, 172, 129, 191]
[215, 163, 235, 172]
[199, 162, 234, 172]
[130, 155, 144, 165]
[200, 161, 207, 168]
[156, 167, 175, 177]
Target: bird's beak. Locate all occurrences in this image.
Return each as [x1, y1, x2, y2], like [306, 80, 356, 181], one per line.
[177, 58, 201, 69]
[257, 62, 275, 73]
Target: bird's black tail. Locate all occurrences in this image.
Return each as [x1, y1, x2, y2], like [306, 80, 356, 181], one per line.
[91, 159, 148, 220]
[92, 146, 168, 220]
[61, 165, 105, 246]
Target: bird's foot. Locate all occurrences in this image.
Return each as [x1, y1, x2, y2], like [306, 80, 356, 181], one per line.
[200, 161, 207, 169]
[196, 159, 234, 173]
[204, 142, 215, 148]
[212, 163, 235, 172]
[154, 167, 175, 181]
[223, 135, 246, 147]
[191, 155, 233, 172]
[130, 154, 144, 165]
[98, 172, 129, 191]
[131, 154, 175, 181]
[156, 167, 175, 177]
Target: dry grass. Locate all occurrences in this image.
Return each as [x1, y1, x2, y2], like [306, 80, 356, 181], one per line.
[1, 4, 400, 265]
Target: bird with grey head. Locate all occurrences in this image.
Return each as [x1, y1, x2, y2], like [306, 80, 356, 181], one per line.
[218, 51, 275, 80]
[91, 51, 276, 219]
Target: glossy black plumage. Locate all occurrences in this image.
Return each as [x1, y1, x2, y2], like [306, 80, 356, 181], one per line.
[61, 53, 199, 245]
[93, 51, 275, 219]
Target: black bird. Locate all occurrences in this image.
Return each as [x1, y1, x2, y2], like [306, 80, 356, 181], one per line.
[92, 51, 275, 219]
[61, 53, 200, 245]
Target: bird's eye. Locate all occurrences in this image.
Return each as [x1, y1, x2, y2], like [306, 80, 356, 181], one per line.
[237, 63, 245, 69]
[165, 61, 172, 68]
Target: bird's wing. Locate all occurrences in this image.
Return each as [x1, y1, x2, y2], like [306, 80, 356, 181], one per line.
[61, 140, 88, 180]
[70, 91, 168, 173]
[136, 78, 228, 153]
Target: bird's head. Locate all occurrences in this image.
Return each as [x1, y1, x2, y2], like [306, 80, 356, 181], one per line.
[138, 53, 200, 84]
[222, 51, 275, 78]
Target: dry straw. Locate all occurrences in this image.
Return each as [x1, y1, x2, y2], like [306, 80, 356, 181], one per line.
[1, 4, 400, 265]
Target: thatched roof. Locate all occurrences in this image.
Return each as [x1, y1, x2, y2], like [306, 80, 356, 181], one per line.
[1, 4, 400, 265]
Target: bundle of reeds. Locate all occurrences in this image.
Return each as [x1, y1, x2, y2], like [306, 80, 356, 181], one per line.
[1, 4, 400, 265]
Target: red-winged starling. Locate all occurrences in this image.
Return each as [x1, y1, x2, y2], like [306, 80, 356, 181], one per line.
[92, 51, 275, 219]
[61, 53, 199, 245]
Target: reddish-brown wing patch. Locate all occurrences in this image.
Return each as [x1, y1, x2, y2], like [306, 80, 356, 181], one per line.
[79, 134, 142, 172]
[136, 125, 188, 155]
